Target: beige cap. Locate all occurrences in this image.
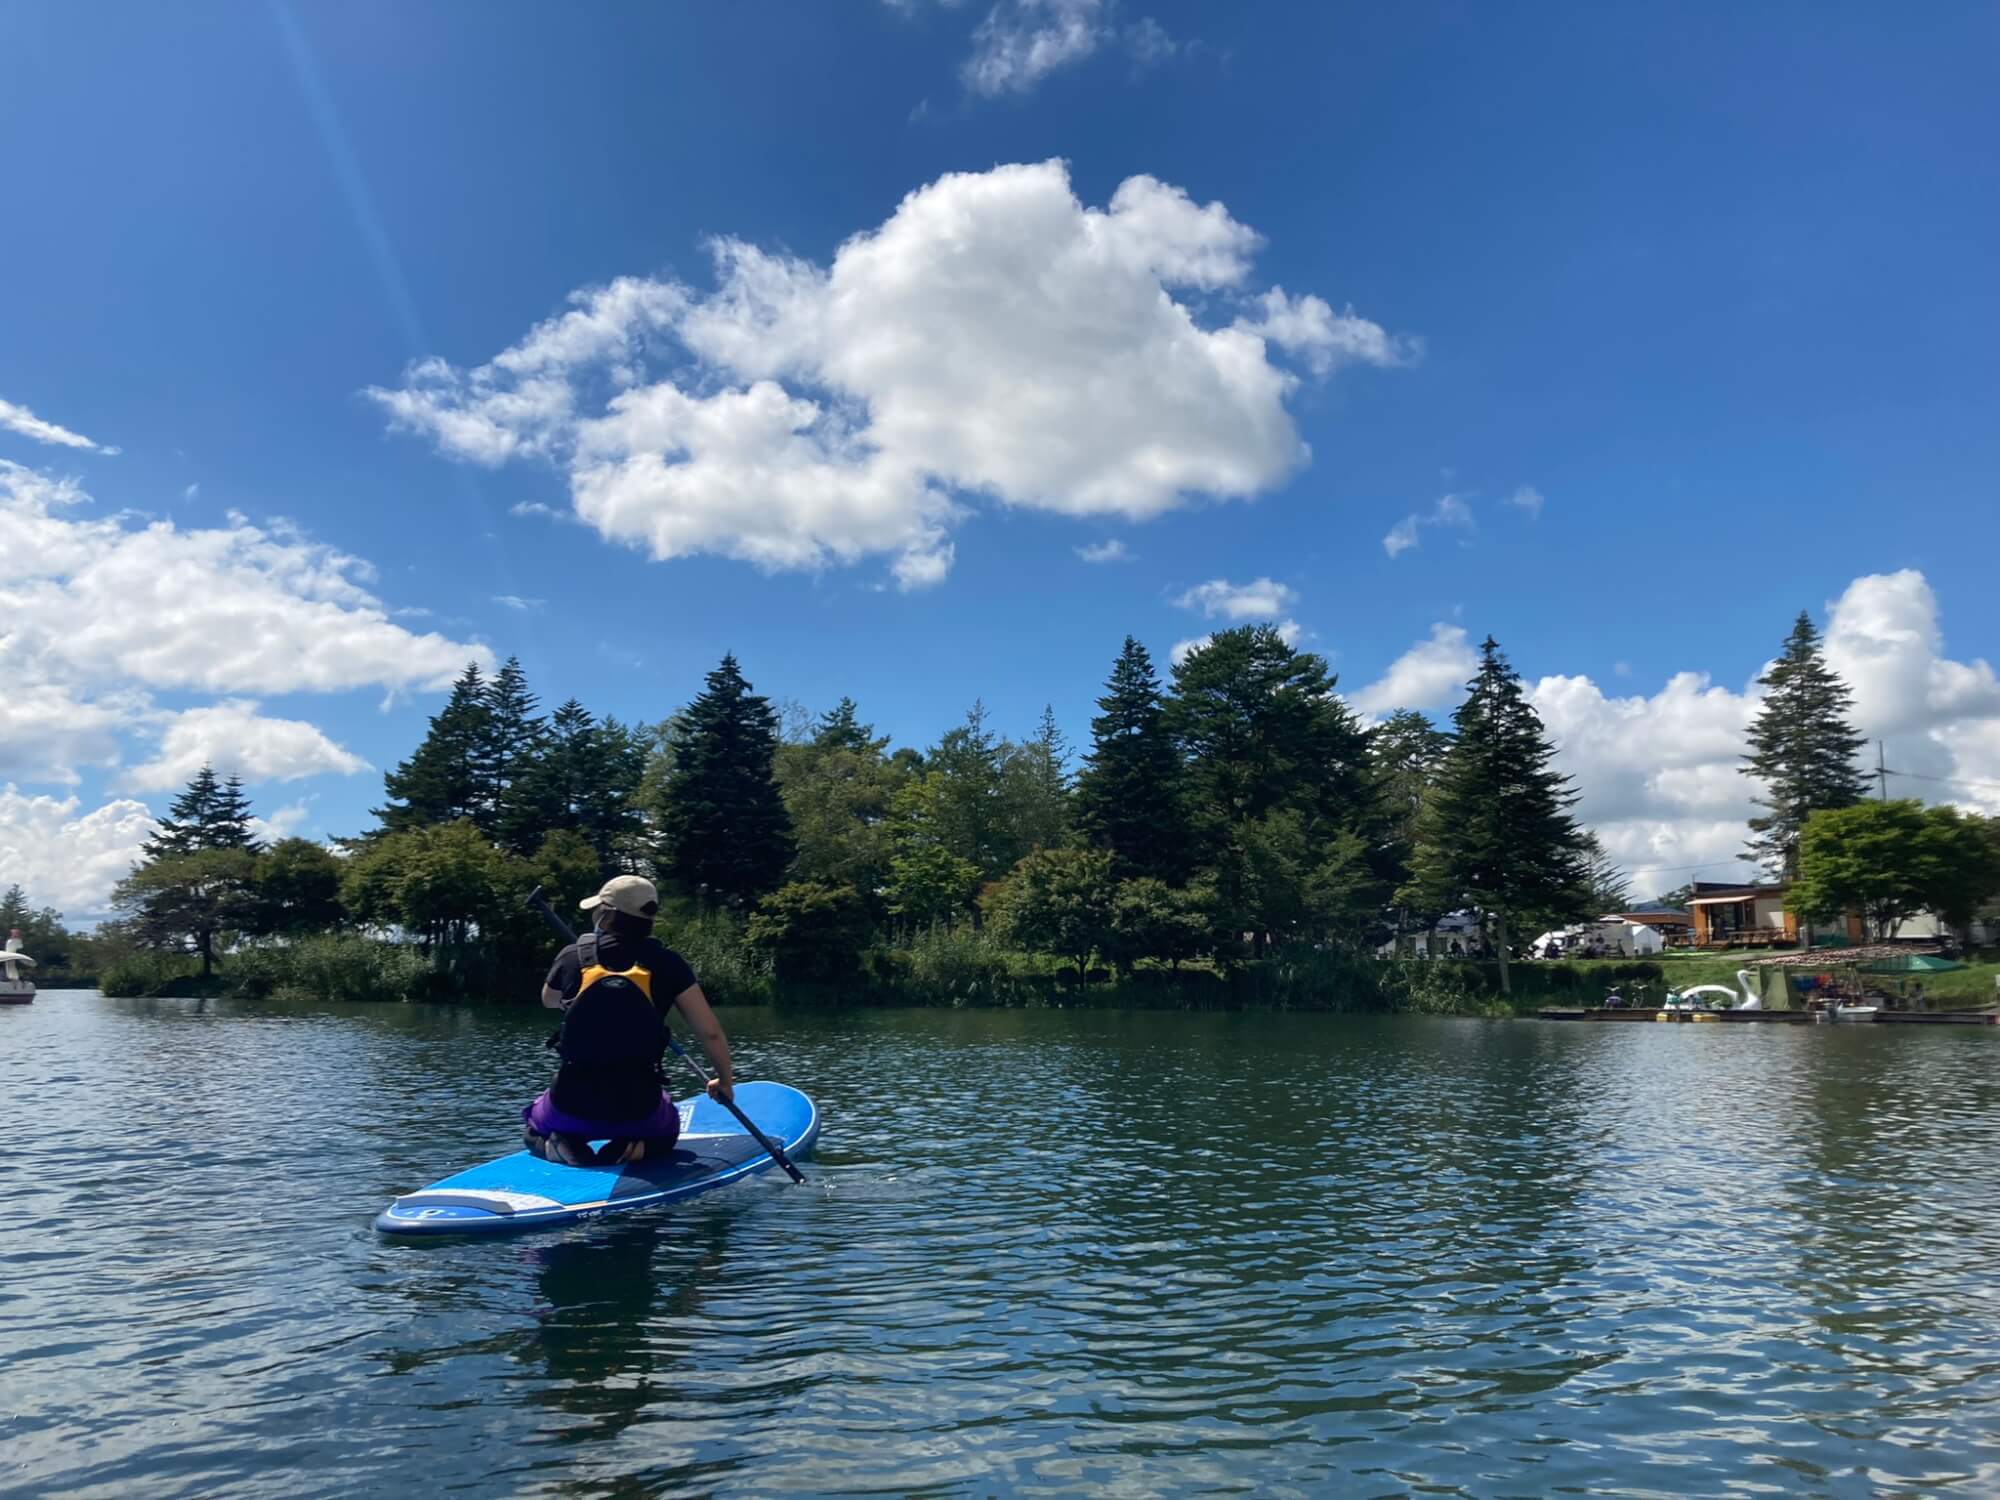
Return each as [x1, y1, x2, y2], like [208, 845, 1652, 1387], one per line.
[579, 875, 660, 918]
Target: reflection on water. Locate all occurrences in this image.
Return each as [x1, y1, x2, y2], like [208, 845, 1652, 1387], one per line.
[3, 992, 1999, 1496]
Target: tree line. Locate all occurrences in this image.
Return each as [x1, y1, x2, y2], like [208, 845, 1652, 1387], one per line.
[38, 608, 1997, 1004]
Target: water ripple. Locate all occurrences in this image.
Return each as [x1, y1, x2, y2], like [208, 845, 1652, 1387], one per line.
[3, 994, 1999, 1496]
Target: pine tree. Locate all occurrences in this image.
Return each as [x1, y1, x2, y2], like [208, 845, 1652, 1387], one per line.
[144, 764, 223, 859]
[1370, 709, 1453, 945]
[1167, 626, 1384, 953]
[1076, 637, 1186, 882]
[813, 697, 873, 753]
[505, 699, 646, 868]
[999, 705, 1072, 854]
[927, 702, 1018, 881]
[1741, 611, 1869, 881]
[205, 773, 262, 852]
[477, 655, 544, 840]
[1576, 831, 1632, 915]
[374, 662, 495, 833]
[656, 654, 794, 908]
[1406, 636, 1588, 992]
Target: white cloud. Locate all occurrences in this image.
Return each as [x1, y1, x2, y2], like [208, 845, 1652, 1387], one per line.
[493, 594, 545, 611]
[1173, 576, 1297, 621]
[1527, 569, 2000, 895]
[0, 459, 484, 915]
[1382, 492, 1474, 559]
[0, 396, 104, 452]
[371, 161, 1410, 590]
[1351, 624, 1476, 715]
[183, 483, 201, 501]
[962, 0, 1110, 95]
[1075, 538, 1131, 563]
[1506, 485, 1544, 520]
[1238, 288, 1421, 377]
[0, 786, 156, 920]
[0, 461, 487, 697]
[120, 701, 369, 793]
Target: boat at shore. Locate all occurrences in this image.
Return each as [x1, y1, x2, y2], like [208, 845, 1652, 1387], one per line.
[1, 930, 35, 1004]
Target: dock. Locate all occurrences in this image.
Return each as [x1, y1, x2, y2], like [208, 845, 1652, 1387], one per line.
[1539, 1007, 1999, 1026]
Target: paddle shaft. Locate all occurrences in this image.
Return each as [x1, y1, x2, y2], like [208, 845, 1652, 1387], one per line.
[523, 886, 807, 1184]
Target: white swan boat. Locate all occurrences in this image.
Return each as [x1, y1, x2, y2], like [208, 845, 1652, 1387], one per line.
[0, 930, 35, 1004]
[1662, 969, 1764, 1012]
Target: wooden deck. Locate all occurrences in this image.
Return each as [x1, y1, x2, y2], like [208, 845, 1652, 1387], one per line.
[1539, 1007, 1999, 1026]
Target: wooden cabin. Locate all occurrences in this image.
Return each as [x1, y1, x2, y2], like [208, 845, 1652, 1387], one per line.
[1684, 883, 1865, 948]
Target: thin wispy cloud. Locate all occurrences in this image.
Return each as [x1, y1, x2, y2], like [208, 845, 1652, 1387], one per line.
[1075, 538, 1132, 563]
[183, 483, 201, 501]
[949, 0, 1189, 98]
[492, 594, 546, 612]
[0, 396, 105, 452]
[1506, 485, 1545, 521]
[1173, 577, 1297, 620]
[1383, 493, 1474, 559]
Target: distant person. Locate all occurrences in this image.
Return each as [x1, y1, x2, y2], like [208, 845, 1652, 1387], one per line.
[525, 876, 735, 1168]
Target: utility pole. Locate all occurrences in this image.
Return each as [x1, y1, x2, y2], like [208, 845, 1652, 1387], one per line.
[1876, 741, 1888, 801]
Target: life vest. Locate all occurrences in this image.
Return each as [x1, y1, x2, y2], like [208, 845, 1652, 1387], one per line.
[548, 933, 668, 1122]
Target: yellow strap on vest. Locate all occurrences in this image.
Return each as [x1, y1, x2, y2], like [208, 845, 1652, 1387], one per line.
[578, 961, 654, 1002]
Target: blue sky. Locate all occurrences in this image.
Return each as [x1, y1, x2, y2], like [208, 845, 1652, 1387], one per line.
[3, 1, 1997, 914]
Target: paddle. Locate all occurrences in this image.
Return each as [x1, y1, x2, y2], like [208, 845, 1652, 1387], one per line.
[523, 885, 808, 1184]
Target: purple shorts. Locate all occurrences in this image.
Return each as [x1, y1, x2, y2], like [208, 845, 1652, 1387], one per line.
[523, 1089, 681, 1143]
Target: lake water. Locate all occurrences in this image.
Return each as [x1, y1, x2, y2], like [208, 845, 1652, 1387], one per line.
[3, 992, 1998, 1498]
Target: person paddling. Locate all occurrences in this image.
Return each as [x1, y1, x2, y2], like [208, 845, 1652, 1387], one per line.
[524, 875, 735, 1168]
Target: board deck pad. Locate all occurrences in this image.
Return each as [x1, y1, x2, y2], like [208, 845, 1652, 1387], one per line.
[375, 1080, 817, 1237]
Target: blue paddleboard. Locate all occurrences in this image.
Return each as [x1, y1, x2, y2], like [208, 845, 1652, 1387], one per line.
[375, 1080, 818, 1237]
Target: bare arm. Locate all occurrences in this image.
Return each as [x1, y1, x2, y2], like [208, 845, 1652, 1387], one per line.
[541, 984, 567, 1010]
[669, 983, 735, 1100]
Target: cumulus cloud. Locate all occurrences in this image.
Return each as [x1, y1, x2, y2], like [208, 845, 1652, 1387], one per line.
[370, 161, 1412, 590]
[1238, 289, 1421, 377]
[1075, 539, 1131, 563]
[121, 701, 370, 793]
[1172, 577, 1297, 620]
[1528, 569, 2000, 894]
[1382, 493, 1474, 559]
[1350, 624, 1476, 715]
[0, 786, 156, 920]
[1, 461, 485, 697]
[0, 396, 105, 452]
[0, 461, 480, 912]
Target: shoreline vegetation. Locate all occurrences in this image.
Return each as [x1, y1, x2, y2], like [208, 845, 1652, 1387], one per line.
[15, 610, 1999, 1016]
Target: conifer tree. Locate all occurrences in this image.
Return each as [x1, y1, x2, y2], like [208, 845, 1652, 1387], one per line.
[1076, 637, 1186, 882]
[504, 699, 646, 868]
[477, 655, 544, 838]
[813, 697, 873, 753]
[1406, 636, 1588, 992]
[143, 764, 224, 859]
[374, 662, 494, 834]
[1741, 611, 1869, 880]
[926, 702, 1018, 880]
[656, 654, 794, 908]
[206, 773, 262, 852]
[999, 705, 1072, 855]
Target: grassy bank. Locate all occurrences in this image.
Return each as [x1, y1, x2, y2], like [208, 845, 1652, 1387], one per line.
[93, 933, 2000, 1016]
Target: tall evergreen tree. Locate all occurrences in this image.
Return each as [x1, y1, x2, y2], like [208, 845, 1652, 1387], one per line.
[206, 774, 262, 852]
[1741, 611, 1869, 880]
[1167, 627, 1383, 952]
[998, 705, 1072, 855]
[1576, 831, 1633, 915]
[504, 699, 646, 868]
[143, 764, 223, 859]
[1369, 710, 1453, 946]
[656, 654, 794, 908]
[374, 662, 495, 834]
[926, 702, 1018, 881]
[1406, 636, 1589, 992]
[477, 656, 545, 839]
[1076, 637, 1186, 882]
[813, 697, 873, 753]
